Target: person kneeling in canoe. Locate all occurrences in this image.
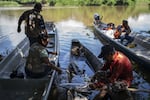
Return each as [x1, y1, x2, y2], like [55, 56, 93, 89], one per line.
[25, 34, 62, 78]
[89, 44, 133, 100]
[114, 20, 134, 46]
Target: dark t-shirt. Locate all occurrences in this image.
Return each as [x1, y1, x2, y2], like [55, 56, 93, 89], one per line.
[18, 9, 45, 37]
[26, 43, 48, 73]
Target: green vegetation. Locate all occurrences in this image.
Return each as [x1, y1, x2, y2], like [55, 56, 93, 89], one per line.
[50, 0, 149, 6]
[0, 0, 149, 7]
[0, 1, 19, 7]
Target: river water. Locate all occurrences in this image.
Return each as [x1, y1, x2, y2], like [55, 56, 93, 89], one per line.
[0, 6, 150, 99]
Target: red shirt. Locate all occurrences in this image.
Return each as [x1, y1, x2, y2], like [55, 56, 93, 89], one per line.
[98, 51, 133, 87]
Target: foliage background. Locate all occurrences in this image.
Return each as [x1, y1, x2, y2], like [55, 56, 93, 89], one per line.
[0, 0, 150, 6]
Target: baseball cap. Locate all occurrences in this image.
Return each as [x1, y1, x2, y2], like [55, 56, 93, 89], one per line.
[98, 45, 115, 58]
[38, 34, 48, 40]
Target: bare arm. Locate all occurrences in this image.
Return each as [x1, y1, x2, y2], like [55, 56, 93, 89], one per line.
[42, 57, 62, 74]
[48, 51, 57, 55]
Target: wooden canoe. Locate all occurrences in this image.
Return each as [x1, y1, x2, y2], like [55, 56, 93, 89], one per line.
[0, 21, 59, 100]
[61, 39, 135, 100]
[93, 21, 150, 69]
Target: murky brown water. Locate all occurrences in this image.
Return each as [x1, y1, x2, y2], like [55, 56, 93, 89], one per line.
[0, 6, 150, 99]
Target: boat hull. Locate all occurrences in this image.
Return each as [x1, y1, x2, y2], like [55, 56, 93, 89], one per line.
[66, 39, 133, 100]
[93, 24, 150, 69]
[0, 21, 59, 100]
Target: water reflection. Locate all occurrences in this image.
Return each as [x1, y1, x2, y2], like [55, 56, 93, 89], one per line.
[57, 19, 102, 68]
[0, 6, 150, 99]
[0, 24, 25, 56]
[129, 14, 150, 32]
[57, 20, 150, 100]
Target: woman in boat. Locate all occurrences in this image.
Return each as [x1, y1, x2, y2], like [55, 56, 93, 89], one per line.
[25, 34, 62, 78]
[89, 44, 133, 100]
[17, 2, 47, 46]
[114, 20, 134, 46]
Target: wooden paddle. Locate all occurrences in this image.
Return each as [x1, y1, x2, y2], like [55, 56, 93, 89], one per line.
[127, 87, 150, 93]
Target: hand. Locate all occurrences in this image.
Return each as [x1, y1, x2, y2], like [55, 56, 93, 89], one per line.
[112, 81, 128, 92]
[57, 68, 62, 74]
[17, 26, 21, 33]
[48, 52, 57, 55]
[90, 71, 100, 82]
[91, 76, 96, 82]
[53, 52, 57, 55]
[89, 83, 97, 89]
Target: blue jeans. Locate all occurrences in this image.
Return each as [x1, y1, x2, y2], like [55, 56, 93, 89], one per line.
[120, 34, 134, 46]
